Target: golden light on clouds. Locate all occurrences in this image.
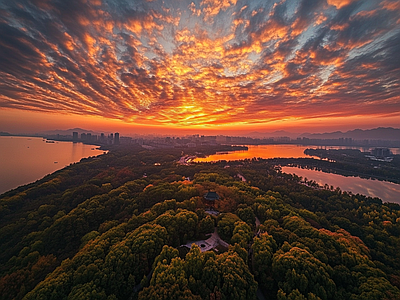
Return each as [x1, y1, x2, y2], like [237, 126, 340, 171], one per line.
[0, 0, 399, 133]
[327, 0, 358, 9]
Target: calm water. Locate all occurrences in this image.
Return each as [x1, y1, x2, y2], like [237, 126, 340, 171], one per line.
[194, 145, 400, 162]
[194, 145, 314, 162]
[282, 167, 400, 205]
[0, 136, 106, 194]
[195, 145, 400, 204]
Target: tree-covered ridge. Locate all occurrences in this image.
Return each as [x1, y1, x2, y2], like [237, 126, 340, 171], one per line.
[0, 146, 399, 299]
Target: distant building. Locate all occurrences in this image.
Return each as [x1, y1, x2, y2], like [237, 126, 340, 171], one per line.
[114, 132, 120, 145]
[371, 148, 392, 157]
[72, 132, 78, 141]
[81, 133, 87, 140]
[275, 136, 290, 143]
[99, 133, 105, 144]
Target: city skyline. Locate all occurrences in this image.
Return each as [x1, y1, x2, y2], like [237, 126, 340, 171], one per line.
[1, 0, 400, 134]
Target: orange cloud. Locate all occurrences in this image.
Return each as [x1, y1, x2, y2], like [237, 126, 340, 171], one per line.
[200, 0, 238, 19]
[327, 0, 358, 9]
[382, 0, 400, 11]
[0, 0, 399, 131]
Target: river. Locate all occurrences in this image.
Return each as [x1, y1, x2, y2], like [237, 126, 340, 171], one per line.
[194, 145, 316, 162]
[0, 136, 106, 194]
[194, 145, 400, 204]
[282, 167, 400, 204]
[194, 145, 400, 162]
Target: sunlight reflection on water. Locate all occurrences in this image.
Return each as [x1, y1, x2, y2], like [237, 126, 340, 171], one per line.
[0, 136, 106, 194]
[194, 144, 400, 204]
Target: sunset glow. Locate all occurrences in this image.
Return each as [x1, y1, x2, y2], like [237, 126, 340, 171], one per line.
[1, 0, 400, 133]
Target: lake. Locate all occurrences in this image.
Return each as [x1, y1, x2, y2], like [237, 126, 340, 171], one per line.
[194, 145, 316, 162]
[195, 145, 400, 204]
[0, 136, 106, 194]
[282, 167, 400, 205]
[194, 145, 400, 162]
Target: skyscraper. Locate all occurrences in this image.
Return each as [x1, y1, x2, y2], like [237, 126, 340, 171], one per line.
[72, 132, 78, 141]
[114, 132, 120, 145]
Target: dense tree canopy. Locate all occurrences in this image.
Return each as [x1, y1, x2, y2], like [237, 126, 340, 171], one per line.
[0, 146, 399, 300]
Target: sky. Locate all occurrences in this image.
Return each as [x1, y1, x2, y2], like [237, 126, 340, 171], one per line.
[0, 0, 399, 135]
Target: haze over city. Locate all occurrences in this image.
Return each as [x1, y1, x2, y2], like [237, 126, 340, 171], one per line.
[0, 0, 399, 135]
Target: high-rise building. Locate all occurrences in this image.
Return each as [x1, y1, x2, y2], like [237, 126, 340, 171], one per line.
[372, 148, 392, 157]
[114, 132, 120, 145]
[97, 133, 104, 144]
[108, 133, 113, 145]
[72, 132, 78, 141]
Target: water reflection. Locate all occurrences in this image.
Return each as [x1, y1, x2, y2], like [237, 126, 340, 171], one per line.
[0, 136, 106, 194]
[194, 144, 400, 204]
[195, 145, 400, 162]
[282, 167, 400, 205]
[194, 145, 315, 162]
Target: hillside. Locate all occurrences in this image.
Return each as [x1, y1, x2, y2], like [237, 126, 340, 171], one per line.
[0, 146, 399, 300]
[300, 127, 400, 141]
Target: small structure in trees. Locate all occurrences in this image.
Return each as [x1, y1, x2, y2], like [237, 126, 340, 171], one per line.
[203, 191, 219, 208]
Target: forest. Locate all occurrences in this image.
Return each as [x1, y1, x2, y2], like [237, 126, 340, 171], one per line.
[0, 145, 399, 300]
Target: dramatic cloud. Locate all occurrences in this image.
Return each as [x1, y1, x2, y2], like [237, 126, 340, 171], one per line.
[0, 0, 399, 128]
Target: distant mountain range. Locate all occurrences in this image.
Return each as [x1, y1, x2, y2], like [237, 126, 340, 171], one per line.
[248, 127, 400, 141]
[299, 127, 400, 141]
[247, 130, 299, 139]
[38, 128, 110, 136]
[4, 127, 398, 141]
